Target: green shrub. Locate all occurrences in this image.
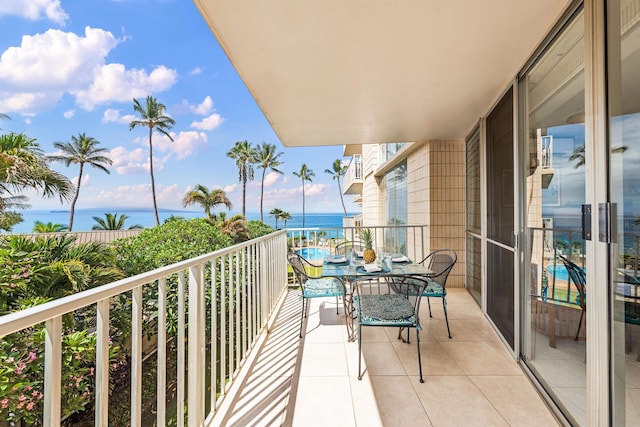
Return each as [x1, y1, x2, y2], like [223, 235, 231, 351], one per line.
[247, 220, 275, 239]
[113, 218, 232, 276]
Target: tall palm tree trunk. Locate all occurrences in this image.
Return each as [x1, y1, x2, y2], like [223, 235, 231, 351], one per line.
[260, 168, 266, 222]
[301, 178, 306, 228]
[148, 127, 160, 225]
[242, 177, 247, 217]
[337, 177, 347, 215]
[68, 164, 84, 231]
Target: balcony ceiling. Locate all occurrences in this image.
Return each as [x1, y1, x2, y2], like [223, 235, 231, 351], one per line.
[194, 0, 572, 147]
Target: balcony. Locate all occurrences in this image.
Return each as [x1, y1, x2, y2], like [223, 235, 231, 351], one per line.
[0, 228, 559, 426]
[343, 155, 363, 196]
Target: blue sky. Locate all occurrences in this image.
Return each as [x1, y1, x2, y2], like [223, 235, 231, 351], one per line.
[0, 0, 358, 215]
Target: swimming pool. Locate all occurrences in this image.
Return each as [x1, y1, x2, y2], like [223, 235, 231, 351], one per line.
[546, 264, 585, 282]
[296, 247, 330, 260]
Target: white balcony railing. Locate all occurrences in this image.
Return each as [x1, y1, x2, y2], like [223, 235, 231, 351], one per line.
[0, 230, 288, 426]
[343, 154, 363, 195]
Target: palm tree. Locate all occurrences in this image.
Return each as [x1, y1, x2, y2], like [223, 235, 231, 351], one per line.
[254, 142, 283, 221]
[293, 163, 314, 228]
[569, 144, 627, 169]
[280, 211, 292, 228]
[325, 159, 348, 216]
[48, 133, 112, 231]
[1, 132, 72, 232]
[226, 140, 256, 217]
[129, 95, 175, 225]
[33, 221, 68, 233]
[219, 213, 250, 243]
[269, 207, 283, 228]
[92, 213, 143, 230]
[182, 185, 232, 220]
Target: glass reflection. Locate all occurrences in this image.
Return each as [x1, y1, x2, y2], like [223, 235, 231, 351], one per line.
[520, 10, 586, 425]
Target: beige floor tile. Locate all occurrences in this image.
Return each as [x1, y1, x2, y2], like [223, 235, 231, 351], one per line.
[442, 288, 478, 304]
[428, 318, 501, 343]
[440, 341, 522, 376]
[301, 298, 348, 343]
[361, 341, 406, 376]
[529, 358, 586, 388]
[349, 376, 385, 427]
[299, 342, 348, 377]
[470, 376, 559, 427]
[292, 376, 356, 426]
[412, 375, 509, 427]
[392, 340, 465, 376]
[224, 375, 292, 427]
[370, 376, 431, 426]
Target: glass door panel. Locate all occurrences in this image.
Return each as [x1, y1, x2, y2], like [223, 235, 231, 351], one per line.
[607, 1, 640, 424]
[520, 10, 587, 425]
[486, 87, 515, 348]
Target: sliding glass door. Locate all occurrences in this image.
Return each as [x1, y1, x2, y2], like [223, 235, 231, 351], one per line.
[519, 9, 588, 425]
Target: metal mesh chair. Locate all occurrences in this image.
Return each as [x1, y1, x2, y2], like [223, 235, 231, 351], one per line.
[334, 240, 365, 257]
[559, 254, 586, 340]
[287, 252, 347, 338]
[353, 275, 429, 383]
[419, 249, 457, 338]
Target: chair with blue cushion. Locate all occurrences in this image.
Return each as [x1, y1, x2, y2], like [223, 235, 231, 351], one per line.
[353, 275, 429, 383]
[287, 252, 347, 338]
[559, 254, 586, 340]
[419, 249, 457, 339]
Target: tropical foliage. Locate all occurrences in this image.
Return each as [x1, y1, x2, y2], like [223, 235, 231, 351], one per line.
[325, 158, 348, 215]
[183, 184, 232, 220]
[129, 96, 175, 226]
[254, 142, 283, 221]
[0, 132, 73, 231]
[32, 221, 68, 233]
[48, 133, 112, 231]
[269, 207, 283, 228]
[293, 163, 314, 228]
[226, 140, 256, 217]
[92, 213, 143, 230]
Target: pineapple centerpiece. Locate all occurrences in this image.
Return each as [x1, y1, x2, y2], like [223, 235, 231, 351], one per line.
[360, 228, 376, 263]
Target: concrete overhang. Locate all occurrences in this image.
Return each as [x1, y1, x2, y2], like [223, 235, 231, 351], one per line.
[194, 0, 573, 147]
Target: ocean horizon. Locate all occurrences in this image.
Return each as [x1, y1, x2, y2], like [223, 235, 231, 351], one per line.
[8, 208, 358, 234]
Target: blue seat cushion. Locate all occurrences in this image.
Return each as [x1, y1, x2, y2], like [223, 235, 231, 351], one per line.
[355, 294, 417, 326]
[422, 279, 445, 297]
[303, 277, 345, 298]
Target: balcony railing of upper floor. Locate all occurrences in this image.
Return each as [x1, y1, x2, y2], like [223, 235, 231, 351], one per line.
[342, 154, 363, 195]
[0, 230, 288, 426]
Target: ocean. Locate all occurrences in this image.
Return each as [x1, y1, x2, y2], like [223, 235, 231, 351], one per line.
[8, 209, 353, 234]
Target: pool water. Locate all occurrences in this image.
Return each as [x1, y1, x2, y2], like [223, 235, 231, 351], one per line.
[546, 264, 570, 281]
[297, 247, 330, 260]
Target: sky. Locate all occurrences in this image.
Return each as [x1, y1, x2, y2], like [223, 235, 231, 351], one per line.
[0, 0, 359, 215]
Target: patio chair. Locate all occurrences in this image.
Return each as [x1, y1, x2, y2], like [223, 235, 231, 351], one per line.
[419, 249, 457, 338]
[559, 255, 586, 340]
[334, 240, 365, 257]
[352, 275, 429, 383]
[287, 252, 347, 338]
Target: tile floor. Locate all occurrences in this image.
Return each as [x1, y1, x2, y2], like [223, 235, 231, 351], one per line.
[217, 288, 560, 426]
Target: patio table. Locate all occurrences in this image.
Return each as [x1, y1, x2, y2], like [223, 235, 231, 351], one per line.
[321, 255, 433, 341]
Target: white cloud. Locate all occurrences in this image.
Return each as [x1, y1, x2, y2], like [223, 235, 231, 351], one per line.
[90, 183, 183, 208]
[149, 131, 208, 160]
[0, 26, 177, 114]
[63, 109, 75, 119]
[190, 113, 224, 131]
[263, 171, 283, 187]
[0, 0, 68, 25]
[190, 67, 202, 75]
[73, 64, 177, 110]
[110, 146, 150, 175]
[102, 108, 136, 124]
[23, 117, 31, 124]
[223, 183, 239, 193]
[70, 173, 90, 187]
[193, 96, 213, 115]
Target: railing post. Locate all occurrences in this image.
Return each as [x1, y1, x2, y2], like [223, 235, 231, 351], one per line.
[44, 317, 62, 427]
[95, 299, 110, 426]
[188, 265, 204, 427]
[157, 277, 167, 426]
[131, 286, 143, 427]
[177, 271, 186, 427]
